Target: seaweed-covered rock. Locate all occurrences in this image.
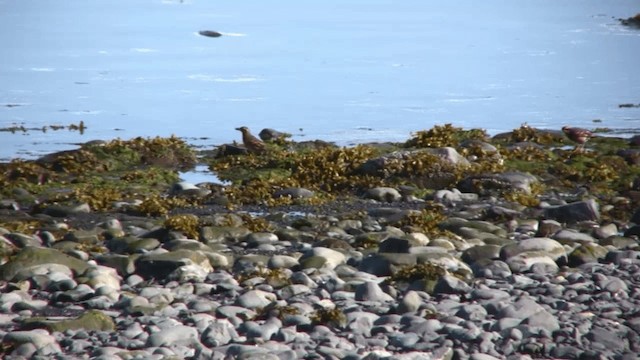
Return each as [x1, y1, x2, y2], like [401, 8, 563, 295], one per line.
[21, 310, 115, 332]
[568, 243, 609, 267]
[458, 171, 538, 195]
[359, 148, 469, 176]
[0, 246, 90, 281]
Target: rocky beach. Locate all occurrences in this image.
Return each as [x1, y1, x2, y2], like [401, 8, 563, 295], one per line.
[1, 124, 639, 359]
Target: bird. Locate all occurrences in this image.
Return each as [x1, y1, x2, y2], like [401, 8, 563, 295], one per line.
[562, 126, 593, 152]
[235, 126, 266, 154]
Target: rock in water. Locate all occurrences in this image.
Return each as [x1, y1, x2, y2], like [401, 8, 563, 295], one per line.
[199, 30, 222, 38]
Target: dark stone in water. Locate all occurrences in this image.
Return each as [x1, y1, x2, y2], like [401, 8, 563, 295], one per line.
[259, 128, 290, 142]
[199, 30, 222, 38]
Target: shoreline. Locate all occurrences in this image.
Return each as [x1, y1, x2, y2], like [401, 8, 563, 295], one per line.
[0, 124, 639, 358]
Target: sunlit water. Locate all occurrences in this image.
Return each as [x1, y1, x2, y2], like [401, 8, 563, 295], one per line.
[1, 0, 640, 164]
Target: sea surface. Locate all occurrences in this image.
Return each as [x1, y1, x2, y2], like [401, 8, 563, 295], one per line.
[1, 0, 640, 162]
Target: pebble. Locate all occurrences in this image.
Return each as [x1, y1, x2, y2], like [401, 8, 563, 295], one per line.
[1, 186, 639, 359]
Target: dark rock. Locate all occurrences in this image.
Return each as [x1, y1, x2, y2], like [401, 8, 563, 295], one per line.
[259, 128, 290, 142]
[623, 225, 640, 238]
[617, 149, 640, 165]
[378, 237, 411, 253]
[630, 134, 640, 146]
[543, 199, 600, 223]
[199, 30, 222, 37]
[631, 207, 640, 224]
[215, 144, 248, 157]
[604, 250, 640, 265]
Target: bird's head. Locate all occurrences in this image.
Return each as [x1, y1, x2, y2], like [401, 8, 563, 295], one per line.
[235, 126, 249, 133]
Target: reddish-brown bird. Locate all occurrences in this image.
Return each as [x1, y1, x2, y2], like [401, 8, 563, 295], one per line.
[562, 126, 593, 151]
[236, 126, 266, 154]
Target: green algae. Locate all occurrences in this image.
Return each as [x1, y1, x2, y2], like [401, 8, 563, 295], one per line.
[310, 307, 347, 328]
[164, 214, 200, 239]
[20, 310, 115, 332]
[0, 136, 194, 214]
[207, 124, 640, 211]
[405, 124, 488, 148]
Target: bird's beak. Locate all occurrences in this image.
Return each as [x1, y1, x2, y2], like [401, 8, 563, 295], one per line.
[235, 127, 241, 131]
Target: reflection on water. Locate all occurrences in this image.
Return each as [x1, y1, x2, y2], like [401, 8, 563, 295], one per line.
[179, 165, 227, 185]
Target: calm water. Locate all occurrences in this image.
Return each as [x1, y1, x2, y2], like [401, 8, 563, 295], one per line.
[1, 0, 640, 161]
